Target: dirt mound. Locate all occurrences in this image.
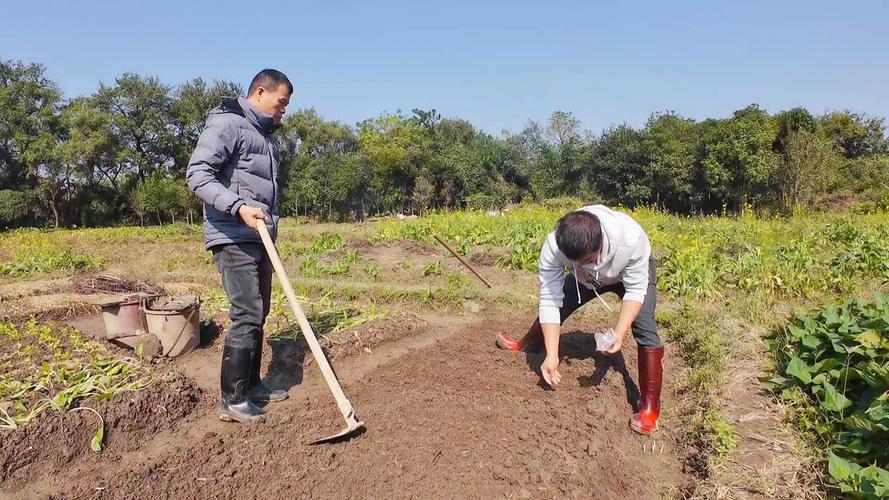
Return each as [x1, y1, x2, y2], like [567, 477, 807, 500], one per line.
[260, 313, 427, 392]
[397, 239, 440, 256]
[71, 274, 160, 295]
[161, 282, 206, 296]
[0, 372, 205, 489]
[470, 249, 508, 267]
[345, 237, 373, 249]
[0, 295, 102, 323]
[0, 279, 71, 301]
[323, 312, 427, 359]
[40, 318, 689, 499]
[0, 275, 156, 324]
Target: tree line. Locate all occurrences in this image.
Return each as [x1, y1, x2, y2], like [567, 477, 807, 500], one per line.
[1, 59, 887, 228]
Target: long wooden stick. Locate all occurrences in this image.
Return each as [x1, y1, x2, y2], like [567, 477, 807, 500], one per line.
[256, 220, 362, 434]
[432, 234, 492, 289]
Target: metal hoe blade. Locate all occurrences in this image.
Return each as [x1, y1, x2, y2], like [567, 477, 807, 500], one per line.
[310, 413, 365, 445]
[304, 374, 365, 445]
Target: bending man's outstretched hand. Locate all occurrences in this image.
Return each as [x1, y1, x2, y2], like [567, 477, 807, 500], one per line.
[540, 355, 561, 388]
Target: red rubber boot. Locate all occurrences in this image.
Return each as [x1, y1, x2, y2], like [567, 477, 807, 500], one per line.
[630, 345, 664, 435]
[495, 319, 545, 353]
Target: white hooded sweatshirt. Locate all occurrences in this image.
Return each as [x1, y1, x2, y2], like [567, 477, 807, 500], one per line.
[538, 205, 651, 325]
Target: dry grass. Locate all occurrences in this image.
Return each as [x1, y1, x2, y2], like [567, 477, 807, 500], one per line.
[688, 301, 824, 499]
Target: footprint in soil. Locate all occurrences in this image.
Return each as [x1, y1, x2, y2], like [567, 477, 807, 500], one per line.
[524, 331, 641, 408]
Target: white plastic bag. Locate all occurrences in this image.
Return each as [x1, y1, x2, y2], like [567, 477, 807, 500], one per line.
[594, 328, 616, 352]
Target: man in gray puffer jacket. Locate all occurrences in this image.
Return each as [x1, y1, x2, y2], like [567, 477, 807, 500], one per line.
[186, 69, 292, 423]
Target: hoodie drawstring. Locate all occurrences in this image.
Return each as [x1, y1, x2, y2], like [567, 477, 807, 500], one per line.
[574, 262, 614, 313]
[572, 262, 582, 305]
[592, 267, 615, 313]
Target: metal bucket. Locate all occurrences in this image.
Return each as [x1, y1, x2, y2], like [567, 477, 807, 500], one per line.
[99, 295, 147, 339]
[144, 295, 200, 357]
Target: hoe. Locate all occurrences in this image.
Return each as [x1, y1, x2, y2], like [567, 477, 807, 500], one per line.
[256, 220, 365, 444]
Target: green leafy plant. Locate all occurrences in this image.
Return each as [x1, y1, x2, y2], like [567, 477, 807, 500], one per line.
[660, 305, 734, 474]
[763, 294, 889, 495]
[422, 261, 443, 276]
[342, 250, 362, 264]
[299, 255, 322, 277]
[324, 259, 351, 276]
[711, 419, 738, 458]
[0, 244, 101, 277]
[446, 272, 472, 290]
[308, 232, 345, 254]
[268, 292, 388, 341]
[495, 243, 538, 272]
[0, 320, 151, 453]
[70, 406, 105, 452]
[364, 262, 381, 280]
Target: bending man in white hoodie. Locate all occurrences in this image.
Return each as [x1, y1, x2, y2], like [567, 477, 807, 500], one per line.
[496, 206, 664, 435]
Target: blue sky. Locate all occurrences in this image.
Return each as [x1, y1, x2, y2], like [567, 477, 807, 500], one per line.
[3, 0, 887, 135]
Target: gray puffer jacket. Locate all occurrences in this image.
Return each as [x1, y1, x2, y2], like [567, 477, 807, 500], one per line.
[186, 97, 281, 249]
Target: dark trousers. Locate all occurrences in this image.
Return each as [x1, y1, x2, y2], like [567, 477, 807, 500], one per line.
[561, 258, 661, 348]
[212, 242, 272, 350]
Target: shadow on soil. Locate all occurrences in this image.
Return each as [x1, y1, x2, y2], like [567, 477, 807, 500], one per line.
[199, 320, 225, 346]
[266, 336, 309, 393]
[524, 330, 640, 410]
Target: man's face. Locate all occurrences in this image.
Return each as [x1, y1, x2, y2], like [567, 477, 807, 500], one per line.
[253, 84, 291, 123]
[576, 252, 599, 266]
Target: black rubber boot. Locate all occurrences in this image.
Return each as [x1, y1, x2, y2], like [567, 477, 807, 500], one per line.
[247, 334, 288, 403]
[219, 343, 266, 423]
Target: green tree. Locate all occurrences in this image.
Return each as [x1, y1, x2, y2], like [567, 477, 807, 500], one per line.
[132, 173, 187, 225]
[780, 130, 843, 211]
[773, 107, 819, 156]
[410, 176, 435, 212]
[494, 130, 534, 196]
[358, 113, 429, 214]
[820, 111, 887, 159]
[49, 96, 122, 226]
[519, 114, 582, 200]
[95, 74, 178, 182]
[417, 118, 499, 209]
[587, 124, 647, 206]
[842, 155, 889, 197]
[640, 112, 699, 210]
[0, 189, 37, 227]
[172, 78, 243, 175]
[701, 105, 780, 212]
[546, 111, 581, 147]
[409, 108, 441, 131]
[0, 60, 62, 225]
[328, 152, 371, 219]
[277, 109, 370, 219]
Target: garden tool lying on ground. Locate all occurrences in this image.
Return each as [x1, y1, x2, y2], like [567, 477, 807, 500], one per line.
[432, 234, 492, 288]
[256, 220, 365, 444]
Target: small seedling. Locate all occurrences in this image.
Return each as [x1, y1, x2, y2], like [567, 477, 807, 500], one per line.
[423, 261, 443, 277]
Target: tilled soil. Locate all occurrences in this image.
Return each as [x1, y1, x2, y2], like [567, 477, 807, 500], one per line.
[0, 372, 205, 487]
[1, 316, 690, 499]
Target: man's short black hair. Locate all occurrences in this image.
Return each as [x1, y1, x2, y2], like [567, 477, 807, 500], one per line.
[555, 211, 602, 261]
[248, 69, 293, 96]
